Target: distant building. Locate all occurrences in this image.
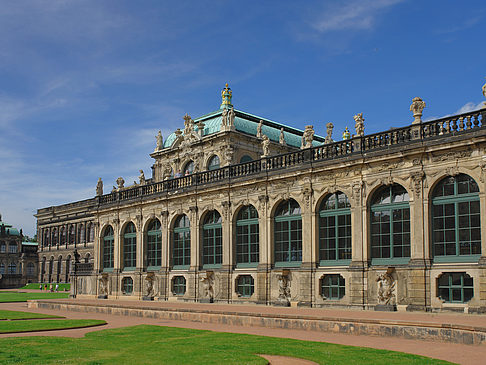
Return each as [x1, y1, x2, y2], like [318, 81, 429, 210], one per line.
[35, 84, 486, 312]
[0, 215, 38, 288]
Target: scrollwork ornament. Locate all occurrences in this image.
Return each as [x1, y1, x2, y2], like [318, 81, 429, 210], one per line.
[410, 171, 425, 198]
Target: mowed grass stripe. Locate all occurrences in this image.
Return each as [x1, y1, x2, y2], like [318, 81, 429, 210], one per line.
[0, 319, 106, 334]
[0, 324, 454, 364]
[0, 292, 69, 302]
[0, 310, 63, 320]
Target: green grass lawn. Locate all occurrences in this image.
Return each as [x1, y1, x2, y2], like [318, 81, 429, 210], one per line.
[0, 291, 69, 302]
[0, 319, 106, 334]
[0, 325, 454, 365]
[21, 283, 71, 291]
[0, 310, 63, 320]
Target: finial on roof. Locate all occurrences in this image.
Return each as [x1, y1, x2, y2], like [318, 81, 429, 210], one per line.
[482, 77, 486, 105]
[220, 83, 233, 110]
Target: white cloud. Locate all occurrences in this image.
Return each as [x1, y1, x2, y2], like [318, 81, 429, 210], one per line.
[311, 0, 404, 33]
[455, 101, 484, 114]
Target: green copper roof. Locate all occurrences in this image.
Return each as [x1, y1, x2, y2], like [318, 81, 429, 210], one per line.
[22, 241, 38, 246]
[162, 109, 325, 149]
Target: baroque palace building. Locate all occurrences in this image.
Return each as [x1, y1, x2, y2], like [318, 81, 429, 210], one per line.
[36, 83, 486, 312]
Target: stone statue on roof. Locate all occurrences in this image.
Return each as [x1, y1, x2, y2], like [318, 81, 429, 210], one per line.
[228, 107, 235, 127]
[410, 97, 426, 124]
[353, 113, 365, 137]
[482, 78, 486, 103]
[256, 120, 263, 139]
[183, 114, 194, 135]
[279, 128, 286, 146]
[155, 130, 163, 151]
[116, 177, 125, 189]
[301, 125, 314, 149]
[262, 135, 270, 157]
[139, 170, 146, 185]
[221, 108, 228, 127]
[324, 122, 334, 144]
[96, 178, 103, 196]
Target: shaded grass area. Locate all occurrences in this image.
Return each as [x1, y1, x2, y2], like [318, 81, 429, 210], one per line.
[0, 292, 69, 302]
[0, 310, 62, 320]
[0, 319, 105, 334]
[0, 325, 454, 365]
[21, 283, 71, 291]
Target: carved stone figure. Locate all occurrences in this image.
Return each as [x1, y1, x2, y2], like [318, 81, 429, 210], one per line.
[353, 113, 365, 136]
[324, 122, 334, 144]
[277, 273, 291, 305]
[155, 130, 163, 151]
[482, 78, 486, 104]
[279, 128, 286, 145]
[96, 178, 103, 196]
[221, 108, 228, 127]
[145, 273, 154, 297]
[98, 274, 108, 296]
[116, 177, 125, 189]
[410, 97, 426, 124]
[301, 125, 314, 149]
[262, 135, 270, 157]
[376, 268, 396, 305]
[228, 107, 235, 126]
[256, 120, 263, 139]
[200, 271, 214, 301]
[139, 170, 146, 185]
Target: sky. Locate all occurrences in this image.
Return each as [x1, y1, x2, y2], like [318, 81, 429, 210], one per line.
[0, 0, 485, 237]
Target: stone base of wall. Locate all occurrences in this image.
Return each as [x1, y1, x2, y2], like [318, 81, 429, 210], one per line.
[28, 300, 486, 346]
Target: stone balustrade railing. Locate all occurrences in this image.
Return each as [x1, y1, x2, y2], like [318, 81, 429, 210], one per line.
[92, 107, 483, 206]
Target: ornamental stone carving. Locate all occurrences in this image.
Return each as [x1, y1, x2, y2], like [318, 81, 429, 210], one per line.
[221, 201, 231, 220]
[200, 271, 214, 302]
[277, 271, 291, 306]
[98, 273, 109, 297]
[256, 120, 263, 139]
[482, 78, 486, 103]
[480, 159, 486, 183]
[376, 268, 397, 305]
[155, 130, 163, 151]
[116, 177, 125, 189]
[279, 128, 286, 145]
[324, 122, 334, 144]
[410, 171, 425, 198]
[145, 273, 155, 298]
[353, 113, 365, 136]
[139, 170, 146, 185]
[96, 178, 103, 196]
[410, 97, 426, 124]
[351, 181, 363, 206]
[301, 125, 314, 149]
[301, 186, 313, 209]
[262, 135, 270, 157]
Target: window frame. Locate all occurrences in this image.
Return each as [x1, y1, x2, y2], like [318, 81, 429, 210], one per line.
[146, 219, 162, 270]
[321, 274, 346, 300]
[102, 226, 114, 272]
[437, 272, 473, 303]
[172, 215, 191, 269]
[122, 277, 133, 295]
[172, 276, 186, 296]
[202, 211, 222, 269]
[274, 199, 302, 267]
[123, 223, 137, 271]
[236, 205, 259, 268]
[236, 275, 255, 298]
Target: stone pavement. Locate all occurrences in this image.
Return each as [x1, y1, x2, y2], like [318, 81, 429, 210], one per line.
[1, 299, 486, 364]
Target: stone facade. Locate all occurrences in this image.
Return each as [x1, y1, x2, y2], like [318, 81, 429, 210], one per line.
[36, 84, 486, 312]
[0, 216, 38, 288]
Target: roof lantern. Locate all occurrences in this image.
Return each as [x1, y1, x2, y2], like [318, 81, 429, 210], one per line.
[220, 83, 233, 110]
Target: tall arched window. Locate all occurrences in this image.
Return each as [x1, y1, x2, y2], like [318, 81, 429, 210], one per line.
[49, 257, 53, 282]
[370, 184, 410, 264]
[123, 222, 137, 270]
[147, 219, 162, 269]
[236, 205, 259, 266]
[43, 229, 49, 247]
[103, 226, 114, 271]
[274, 199, 302, 266]
[183, 161, 194, 175]
[65, 256, 71, 282]
[78, 224, 85, 244]
[432, 174, 481, 261]
[173, 215, 190, 268]
[88, 223, 95, 242]
[202, 211, 222, 267]
[207, 155, 220, 170]
[52, 228, 58, 246]
[7, 262, 16, 275]
[0, 263, 5, 274]
[319, 192, 351, 264]
[69, 225, 75, 245]
[27, 262, 35, 277]
[240, 155, 253, 163]
[60, 227, 66, 246]
[57, 257, 62, 282]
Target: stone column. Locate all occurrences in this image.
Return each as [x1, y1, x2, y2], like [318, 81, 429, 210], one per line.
[136, 215, 144, 272]
[159, 211, 169, 300]
[257, 195, 270, 304]
[299, 187, 314, 307]
[93, 223, 101, 272]
[188, 206, 199, 301]
[113, 219, 121, 272]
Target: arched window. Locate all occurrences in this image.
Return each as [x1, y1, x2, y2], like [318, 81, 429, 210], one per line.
[432, 174, 481, 261]
[274, 199, 302, 266]
[0, 263, 5, 274]
[183, 160, 194, 175]
[207, 155, 220, 170]
[147, 219, 162, 269]
[202, 211, 222, 267]
[0, 243, 5, 253]
[321, 274, 345, 300]
[123, 223, 137, 270]
[437, 272, 473, 303]
[122, 277, 133, 295]
[27, 262, 35, 277]
[88, 223, 95, 242]
[8, 244, 17, 253]
[173, 215, 190, 268]
[236, 205, 259, 266]
[57, 256, 62, 276]
[370, 184, 410, 264]
[172, 276, 186, 296]
[60, 227, 66, 245]
[7, 262, 16, 275]
[240, 155, 253, 163]
[69, 225, 75, 245]
[103, 226, 114, 270]
[319, 192, 351, 264]
[43, 229, 49, 247]
[78, 224, 85, 244]
[52, 228, 58, 246]
[65, 256, 71, 282]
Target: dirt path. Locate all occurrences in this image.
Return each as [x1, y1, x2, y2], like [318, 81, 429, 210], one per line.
[0, 301, 484, 365]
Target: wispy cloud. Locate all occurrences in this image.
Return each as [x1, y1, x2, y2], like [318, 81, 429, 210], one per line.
[311, 0, 404, 33]
[455, 101, 484, 114]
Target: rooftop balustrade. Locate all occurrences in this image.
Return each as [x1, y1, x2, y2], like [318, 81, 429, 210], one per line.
[91, 108, 486, 206]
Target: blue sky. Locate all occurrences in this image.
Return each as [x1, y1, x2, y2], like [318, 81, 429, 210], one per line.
[0, 0, 485, 236]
